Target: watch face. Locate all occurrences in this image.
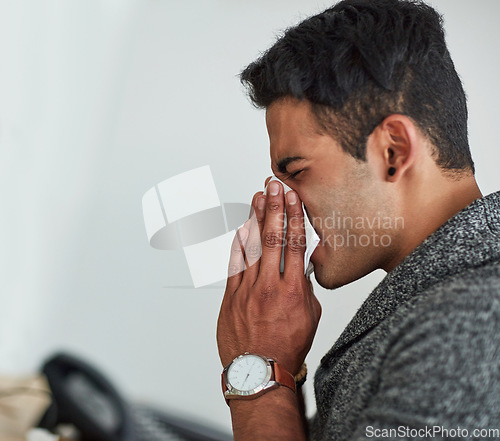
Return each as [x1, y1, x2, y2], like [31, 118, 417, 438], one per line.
[227, 354, 271, 393]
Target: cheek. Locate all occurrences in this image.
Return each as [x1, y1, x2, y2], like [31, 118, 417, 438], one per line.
[298, 180, 345, 232]
[308, 190, 336, 220]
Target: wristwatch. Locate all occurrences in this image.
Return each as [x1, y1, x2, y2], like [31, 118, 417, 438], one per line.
[221, 353, 296, 404]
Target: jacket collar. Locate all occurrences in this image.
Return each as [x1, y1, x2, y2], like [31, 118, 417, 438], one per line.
[321, 190, 500, 363]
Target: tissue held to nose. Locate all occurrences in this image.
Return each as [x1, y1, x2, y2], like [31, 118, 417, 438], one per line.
[263, 176, 320, 277]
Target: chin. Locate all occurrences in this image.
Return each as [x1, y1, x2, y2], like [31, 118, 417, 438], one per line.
[312, 265, 348, 290]
[310, 248, 339, 289]
[311, 251, 370, 290]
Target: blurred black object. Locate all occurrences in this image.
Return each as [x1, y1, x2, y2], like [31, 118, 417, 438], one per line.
[38, 352, 233, 441]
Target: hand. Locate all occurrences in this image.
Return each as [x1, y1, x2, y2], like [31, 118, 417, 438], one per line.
[217, 179, 322, 376]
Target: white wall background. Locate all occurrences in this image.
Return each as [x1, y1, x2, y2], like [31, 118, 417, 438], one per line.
[0, 0, 498, 433]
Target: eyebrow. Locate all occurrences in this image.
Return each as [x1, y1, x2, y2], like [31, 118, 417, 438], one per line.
[276, 156, 306, 174]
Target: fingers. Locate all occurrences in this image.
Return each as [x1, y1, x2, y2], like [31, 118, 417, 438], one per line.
[224, 190, 268, 298]
[254, 194, 267, 236]
[224, 223, 249, 295]
[264, 176, 272, 187]
[283, 190, 306, 280]
[241, 194, 267, 285]
[252, 191, 266, 235]
[249, 191, 264, 219]
[258, 180, 285, 280]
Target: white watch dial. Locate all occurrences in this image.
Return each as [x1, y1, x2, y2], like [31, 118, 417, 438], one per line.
[227, 355, 269, 392]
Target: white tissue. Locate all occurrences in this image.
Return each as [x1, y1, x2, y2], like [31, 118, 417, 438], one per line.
[264, 176, 320, 277]
[26, 428, 60, 441]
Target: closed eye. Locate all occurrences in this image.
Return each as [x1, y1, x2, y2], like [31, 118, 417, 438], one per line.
[285, 169, 304, 180]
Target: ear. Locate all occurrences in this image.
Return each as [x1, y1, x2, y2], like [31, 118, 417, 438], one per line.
[367, 114, 419, 182]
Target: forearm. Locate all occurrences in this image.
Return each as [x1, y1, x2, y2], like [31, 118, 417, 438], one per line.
[297, 387, 309, 439]
[229, 387, 307, 441]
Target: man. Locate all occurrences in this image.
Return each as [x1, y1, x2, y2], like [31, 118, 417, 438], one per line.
[216, 0, 500, 439]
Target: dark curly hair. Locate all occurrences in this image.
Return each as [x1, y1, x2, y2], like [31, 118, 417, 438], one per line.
[241, 0, 474, 174]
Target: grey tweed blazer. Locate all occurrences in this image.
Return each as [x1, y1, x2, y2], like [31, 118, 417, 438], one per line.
[310, 191, 500, 440]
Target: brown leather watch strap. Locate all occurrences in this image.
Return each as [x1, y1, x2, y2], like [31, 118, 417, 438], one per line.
[272, 361, 296, 393]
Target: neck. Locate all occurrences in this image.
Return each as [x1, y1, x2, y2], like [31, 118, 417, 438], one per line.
[382, 174, 483, 272]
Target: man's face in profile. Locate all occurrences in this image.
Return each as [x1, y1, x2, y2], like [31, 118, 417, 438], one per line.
[268, 97, 400, 289]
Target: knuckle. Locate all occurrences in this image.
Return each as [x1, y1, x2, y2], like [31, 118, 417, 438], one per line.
[267, 201, 281, 212]
[287, 205, 303, 217]
[259, 283, 276, 300]
[286, 235, 304, 254]
[287, 210, 303, 224]
[263, 231, 282, 248]
[285, 285, 302, 301]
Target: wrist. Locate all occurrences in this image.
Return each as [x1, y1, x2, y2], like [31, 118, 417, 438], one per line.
[221, 353, 307, 406]
[228, 382, 296, 410]
[229, 387, 306, 441]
